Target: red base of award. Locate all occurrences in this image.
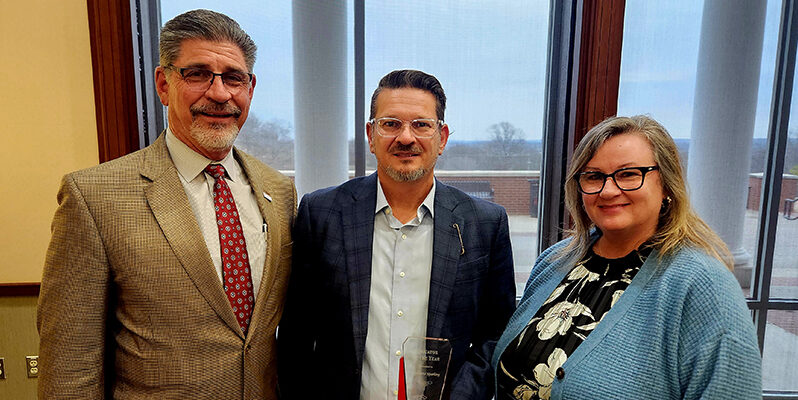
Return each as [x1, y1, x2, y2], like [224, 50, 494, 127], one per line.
[398, 356, 406, 400]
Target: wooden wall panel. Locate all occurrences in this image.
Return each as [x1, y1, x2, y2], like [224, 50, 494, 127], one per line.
[86, 0, 140, 162]
[573, 0, 626, 147]
[0, 283, 40, 297]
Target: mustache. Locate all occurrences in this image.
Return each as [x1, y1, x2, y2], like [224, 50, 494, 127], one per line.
[389, 142, 423, 154]
[190, 103, 242, 118]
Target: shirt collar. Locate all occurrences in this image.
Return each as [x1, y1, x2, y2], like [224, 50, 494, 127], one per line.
[165, 127, 241, 182]
[375, 177, 436, 220]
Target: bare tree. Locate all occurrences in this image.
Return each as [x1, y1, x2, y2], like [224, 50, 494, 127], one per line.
[236, 115, 294, 170]
[487, 122, 527, 169]
[489, 122, 525, 156]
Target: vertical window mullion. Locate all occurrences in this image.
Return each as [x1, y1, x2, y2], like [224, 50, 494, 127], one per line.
[752, 0, 798, 352]
[131, 0, 164, 149]
[353, 0, 365, 177]
[538, 0, 579, 250]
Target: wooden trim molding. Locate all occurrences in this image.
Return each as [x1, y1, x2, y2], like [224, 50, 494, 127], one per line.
[0, 283, 40, 297]
[86, 0, 141, 163]
[573, 0, 626, 146]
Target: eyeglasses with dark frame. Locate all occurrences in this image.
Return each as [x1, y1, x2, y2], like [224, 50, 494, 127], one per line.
[165, 65, 253, 94]
[369, 117, 443, 138]
[576, 166, 660, 194]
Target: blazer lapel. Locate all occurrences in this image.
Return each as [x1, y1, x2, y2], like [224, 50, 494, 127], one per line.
[427, 182, 464, 338]
[235, 150, 283, 340]
[142, 135, 244, 338]
[343, 173, 378, 366]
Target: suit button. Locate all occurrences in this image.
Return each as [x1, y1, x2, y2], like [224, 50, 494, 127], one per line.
[556, 367, 565, 380]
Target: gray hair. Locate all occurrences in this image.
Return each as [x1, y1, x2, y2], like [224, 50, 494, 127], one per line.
[369, 69, 446, 121]
[159, 9, 257, 72]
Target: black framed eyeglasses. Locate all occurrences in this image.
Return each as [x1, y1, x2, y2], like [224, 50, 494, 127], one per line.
[369, 117, 443, 138]
[165, 65, 253, 94]
[576, 166, 660, 194]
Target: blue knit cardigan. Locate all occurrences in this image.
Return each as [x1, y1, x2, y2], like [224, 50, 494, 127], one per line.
[492, 238, 762, 399]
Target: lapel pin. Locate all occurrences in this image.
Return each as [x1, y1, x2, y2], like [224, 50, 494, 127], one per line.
[263, 192, 272, 202]
[453, 223, 465, 255]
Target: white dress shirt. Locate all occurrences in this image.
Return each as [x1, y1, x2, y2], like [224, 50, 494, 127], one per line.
[360, 178, 435, 400]
[165, 128, 267, 300]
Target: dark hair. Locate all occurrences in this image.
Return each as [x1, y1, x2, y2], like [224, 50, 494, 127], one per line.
[159, 9, 257, 72]
[369, 69, 446, 120]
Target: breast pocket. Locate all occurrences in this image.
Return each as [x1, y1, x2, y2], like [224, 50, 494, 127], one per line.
[280, 241, 293, 260]
[454, 254, 489, 283]
[278, 241, 294, 278]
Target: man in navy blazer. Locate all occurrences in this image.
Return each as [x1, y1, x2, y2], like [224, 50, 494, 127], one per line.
[278, 70, 515, 399]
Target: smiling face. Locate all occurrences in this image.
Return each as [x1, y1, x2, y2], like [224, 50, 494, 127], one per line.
[155, 39, 255, 160]
[581, 132, 665, 246]
[367, 87, 449, 185]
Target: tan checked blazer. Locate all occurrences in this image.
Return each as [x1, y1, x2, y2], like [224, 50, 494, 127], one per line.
[37, 134, 296, 399]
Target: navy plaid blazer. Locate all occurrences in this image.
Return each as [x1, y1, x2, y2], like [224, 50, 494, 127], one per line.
[278, 173, 515, 399]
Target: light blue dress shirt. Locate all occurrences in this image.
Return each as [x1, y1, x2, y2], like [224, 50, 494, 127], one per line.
[360, 178, 436, 400]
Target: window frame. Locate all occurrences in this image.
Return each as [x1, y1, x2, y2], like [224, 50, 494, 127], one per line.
[751, 3, 798, 398]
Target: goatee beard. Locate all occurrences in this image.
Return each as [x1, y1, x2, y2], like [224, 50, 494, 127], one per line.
[384, 164, 427, 182]
[190, 103, 242, 154]
[381, 142, 436, 182]
[190, 121, 240, 155]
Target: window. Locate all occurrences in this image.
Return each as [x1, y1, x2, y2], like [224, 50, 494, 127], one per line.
[155, 0, 551, 295]
[364, 0, 550, 294]
[160, 2, 296, 170]
[618, 0, 798, 395]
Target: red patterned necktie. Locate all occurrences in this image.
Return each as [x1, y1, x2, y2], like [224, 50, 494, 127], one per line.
[205, 164, 254, 334]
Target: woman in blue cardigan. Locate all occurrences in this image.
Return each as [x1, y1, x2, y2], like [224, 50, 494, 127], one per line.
[492, 115, 761, 399]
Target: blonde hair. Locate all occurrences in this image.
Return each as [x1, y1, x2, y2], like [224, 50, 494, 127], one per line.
[560, 115, 733, 270]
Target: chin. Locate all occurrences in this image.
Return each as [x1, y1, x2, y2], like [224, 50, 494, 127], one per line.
[384, 165, 426, 182]
[593, 219, 632, 234]
[192, 123, 240, 154]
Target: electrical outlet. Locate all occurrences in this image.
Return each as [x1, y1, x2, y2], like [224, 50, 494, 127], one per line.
[0, 357, 5, 379]
[25, 356, 38, 378]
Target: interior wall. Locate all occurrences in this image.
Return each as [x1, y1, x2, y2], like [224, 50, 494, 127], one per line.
[0, 1, 99, 283]
[0, 296, 39, 399]
[0, 1, 97, 398]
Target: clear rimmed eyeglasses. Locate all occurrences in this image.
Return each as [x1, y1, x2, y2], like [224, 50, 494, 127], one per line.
[369, 117, 443, 138]
[576, 166, 660, 194]
[165, 65, 253, 94]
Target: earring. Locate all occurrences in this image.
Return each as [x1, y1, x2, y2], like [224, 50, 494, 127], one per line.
[661, 196, 672, 212]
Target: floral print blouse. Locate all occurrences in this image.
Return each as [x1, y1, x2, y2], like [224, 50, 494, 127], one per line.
[496, 247, 650, 400]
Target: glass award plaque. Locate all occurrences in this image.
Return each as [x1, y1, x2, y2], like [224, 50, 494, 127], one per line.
[399, 337, 452, 400]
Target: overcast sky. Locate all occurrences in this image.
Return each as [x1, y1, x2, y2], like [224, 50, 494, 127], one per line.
[161, 0, 785, 140]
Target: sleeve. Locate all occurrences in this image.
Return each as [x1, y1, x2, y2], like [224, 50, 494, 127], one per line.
[37, 174, 111, 398]
[678, 265, 762, 400]
[449, 209, 516, 400]
[681, 332, 762, 399]
[277, 197, 318, 399]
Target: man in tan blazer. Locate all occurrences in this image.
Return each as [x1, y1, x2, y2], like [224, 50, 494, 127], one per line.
[37, 9, 295, 399]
